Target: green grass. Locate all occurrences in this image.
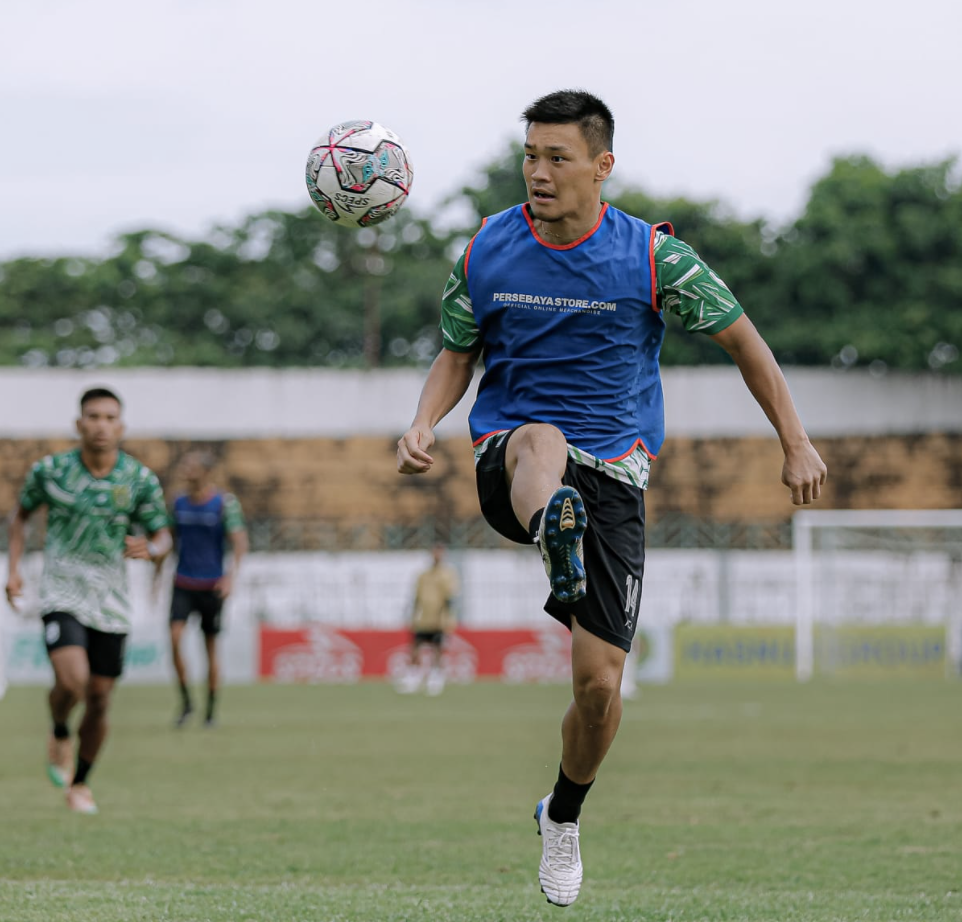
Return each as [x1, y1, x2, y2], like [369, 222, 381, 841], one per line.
[1, 680, 961, 921]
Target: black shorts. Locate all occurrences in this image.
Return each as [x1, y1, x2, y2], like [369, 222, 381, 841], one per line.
[476, 428, 646, 653]
[42, 611, 127, 679]
[170, 587, 223, 636]
[413, 630, 444, 646]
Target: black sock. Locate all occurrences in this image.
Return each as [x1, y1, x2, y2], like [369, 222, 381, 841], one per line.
[180, 683, 192, 710]
[73, 757, 93, 787]
[52, 722, 70, 740]
[548, 765, 594, 824]
[206, 691, 216, 721]
[528, 509, 545, 543]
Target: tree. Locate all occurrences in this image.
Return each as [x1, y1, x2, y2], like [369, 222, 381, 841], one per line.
[763, 155, 962, 372]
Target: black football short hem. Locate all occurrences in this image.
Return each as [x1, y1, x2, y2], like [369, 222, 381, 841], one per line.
[543, 597, 634, 654]
[170, 587, 224, 636]
[42, 611, 127, 679]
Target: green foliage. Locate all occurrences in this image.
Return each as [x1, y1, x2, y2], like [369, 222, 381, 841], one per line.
[762, 156, 962, 371]
[1, 150, 960, 372]
[446, 140, 530, 228]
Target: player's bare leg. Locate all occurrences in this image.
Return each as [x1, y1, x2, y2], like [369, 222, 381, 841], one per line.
[536, 619, 626, 906]
[562, 618, 627, 783]
[67, 674, 116, 814]
[204, 633, 219, 727]
[504, 424, 568, 528]
[426, 640, 445, 697]
[506, 423, 587, 603]
[46, 646, 88, 788]
[170, 621, 193, 726]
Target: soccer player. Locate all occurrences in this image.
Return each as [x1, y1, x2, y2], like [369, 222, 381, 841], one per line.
[397, 89, 827, 906]
[166, 450, 247, 728]
[4, 387, 171, 814]
[397, 543, 460, 695]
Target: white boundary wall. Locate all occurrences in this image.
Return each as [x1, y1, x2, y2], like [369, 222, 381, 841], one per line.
[1, 367, 960, 438]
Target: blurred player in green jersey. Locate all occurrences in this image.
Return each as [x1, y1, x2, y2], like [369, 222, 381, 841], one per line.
[5, 388, 171, 814]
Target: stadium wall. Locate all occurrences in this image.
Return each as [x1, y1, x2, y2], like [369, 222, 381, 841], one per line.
[1, 368, 961, 534]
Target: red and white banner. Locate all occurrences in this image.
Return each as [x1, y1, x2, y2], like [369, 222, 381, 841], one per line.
[258, 624, 574, 684]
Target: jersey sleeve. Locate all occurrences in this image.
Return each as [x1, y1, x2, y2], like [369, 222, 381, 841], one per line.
[222, 493, 246, 534]
[439, 249, 481, 353]
[132, 468, 170, 534]
[18, 457, 50, 513]
[654, 231, 744, 334]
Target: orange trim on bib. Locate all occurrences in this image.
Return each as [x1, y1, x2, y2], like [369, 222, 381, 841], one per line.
[472, 428, 508, 448]
[648, 221, 675, 313]
[464, 216, 488, 280]
[604, 437, 657, 463]
[524, 203, 609, 250]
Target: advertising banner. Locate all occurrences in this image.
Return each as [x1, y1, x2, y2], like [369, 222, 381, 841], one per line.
[816, 625, 946, 678]
[2, 620, 256, 686]
[258, 624, 576, 684]
[630, 624, 674, 684]
[675, 624, 796, 681]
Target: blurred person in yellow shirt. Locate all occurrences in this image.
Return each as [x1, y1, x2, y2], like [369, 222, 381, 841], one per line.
[397, 544, 459, 695]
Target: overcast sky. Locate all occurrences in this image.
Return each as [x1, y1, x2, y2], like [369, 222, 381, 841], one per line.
[2, 0, 960, 259]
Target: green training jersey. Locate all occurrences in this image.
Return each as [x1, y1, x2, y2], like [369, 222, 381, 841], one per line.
[19, 449, 169, 633]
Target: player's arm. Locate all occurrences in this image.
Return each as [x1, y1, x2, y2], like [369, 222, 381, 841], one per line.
[5, 504, 33, 612]
[6, 459, 49, 611]
[217, 498, 248, 599]
[656, 231, 826, 505]
[398, 249, 482, 475]
[710, 316, 827, 505]
[125, 527, 173, 561]
[125, 468, 175, 561]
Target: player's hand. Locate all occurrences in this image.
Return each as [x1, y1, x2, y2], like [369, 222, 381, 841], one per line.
[397, 425, 436, 475]
[214, 574, 233, 600]
[124, 535, 152, 560]
[5, 571, 23, 612]
[781, 441, 828, 505]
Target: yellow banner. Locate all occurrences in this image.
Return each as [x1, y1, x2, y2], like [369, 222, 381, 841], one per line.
[816, 625, 945, 678]
[675, 625, 795, 681]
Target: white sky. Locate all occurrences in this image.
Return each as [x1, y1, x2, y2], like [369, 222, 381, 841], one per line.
[2, 0, 960, 259]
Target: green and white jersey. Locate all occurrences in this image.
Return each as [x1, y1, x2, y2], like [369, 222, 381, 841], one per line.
[19, 449, 169, 633]
[456, 226, 745, 489]
[652, 230, 743, 333]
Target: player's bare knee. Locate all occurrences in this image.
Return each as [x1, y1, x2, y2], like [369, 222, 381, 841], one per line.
[513, 423, 567, 459]
[85, 688, 111, 718]
[54, 673, 87, 704]
[572, 671, 619, 724]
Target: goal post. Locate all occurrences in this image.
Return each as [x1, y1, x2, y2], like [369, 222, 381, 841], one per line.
[792, 509, 962, 682]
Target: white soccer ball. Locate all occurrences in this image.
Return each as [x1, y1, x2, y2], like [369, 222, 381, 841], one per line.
[305, 120, 414, 228]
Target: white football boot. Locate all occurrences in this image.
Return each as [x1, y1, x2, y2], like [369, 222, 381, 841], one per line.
[534, 793, 583, 906]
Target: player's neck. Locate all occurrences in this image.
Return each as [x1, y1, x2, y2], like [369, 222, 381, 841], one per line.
[189, 484, 215, 504]
[80, 447, 119, 479]
[537, 202, 604, 245]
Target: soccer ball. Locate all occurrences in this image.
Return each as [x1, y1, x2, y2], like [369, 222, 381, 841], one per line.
[305, 120, 414, 228]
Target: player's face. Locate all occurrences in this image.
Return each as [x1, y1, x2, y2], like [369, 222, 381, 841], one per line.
[76, 398, 124, 453]
[523, 122, 614, 225]
[179, 454, 208, 488]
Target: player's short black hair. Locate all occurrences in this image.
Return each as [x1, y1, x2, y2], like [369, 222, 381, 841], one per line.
[80, 387, 122, 411]
[521, 89, 614, 156]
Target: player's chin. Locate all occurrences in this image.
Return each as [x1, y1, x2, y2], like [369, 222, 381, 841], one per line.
[528, 196, 557, 217]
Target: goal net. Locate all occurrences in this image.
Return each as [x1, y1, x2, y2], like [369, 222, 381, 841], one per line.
[792, 509, 962, 681]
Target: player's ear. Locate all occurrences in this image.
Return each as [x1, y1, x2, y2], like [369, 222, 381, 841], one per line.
[595, 151, 614, 183]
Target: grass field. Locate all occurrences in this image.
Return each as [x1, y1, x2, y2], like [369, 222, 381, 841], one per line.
[1, 680, 960, 921]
